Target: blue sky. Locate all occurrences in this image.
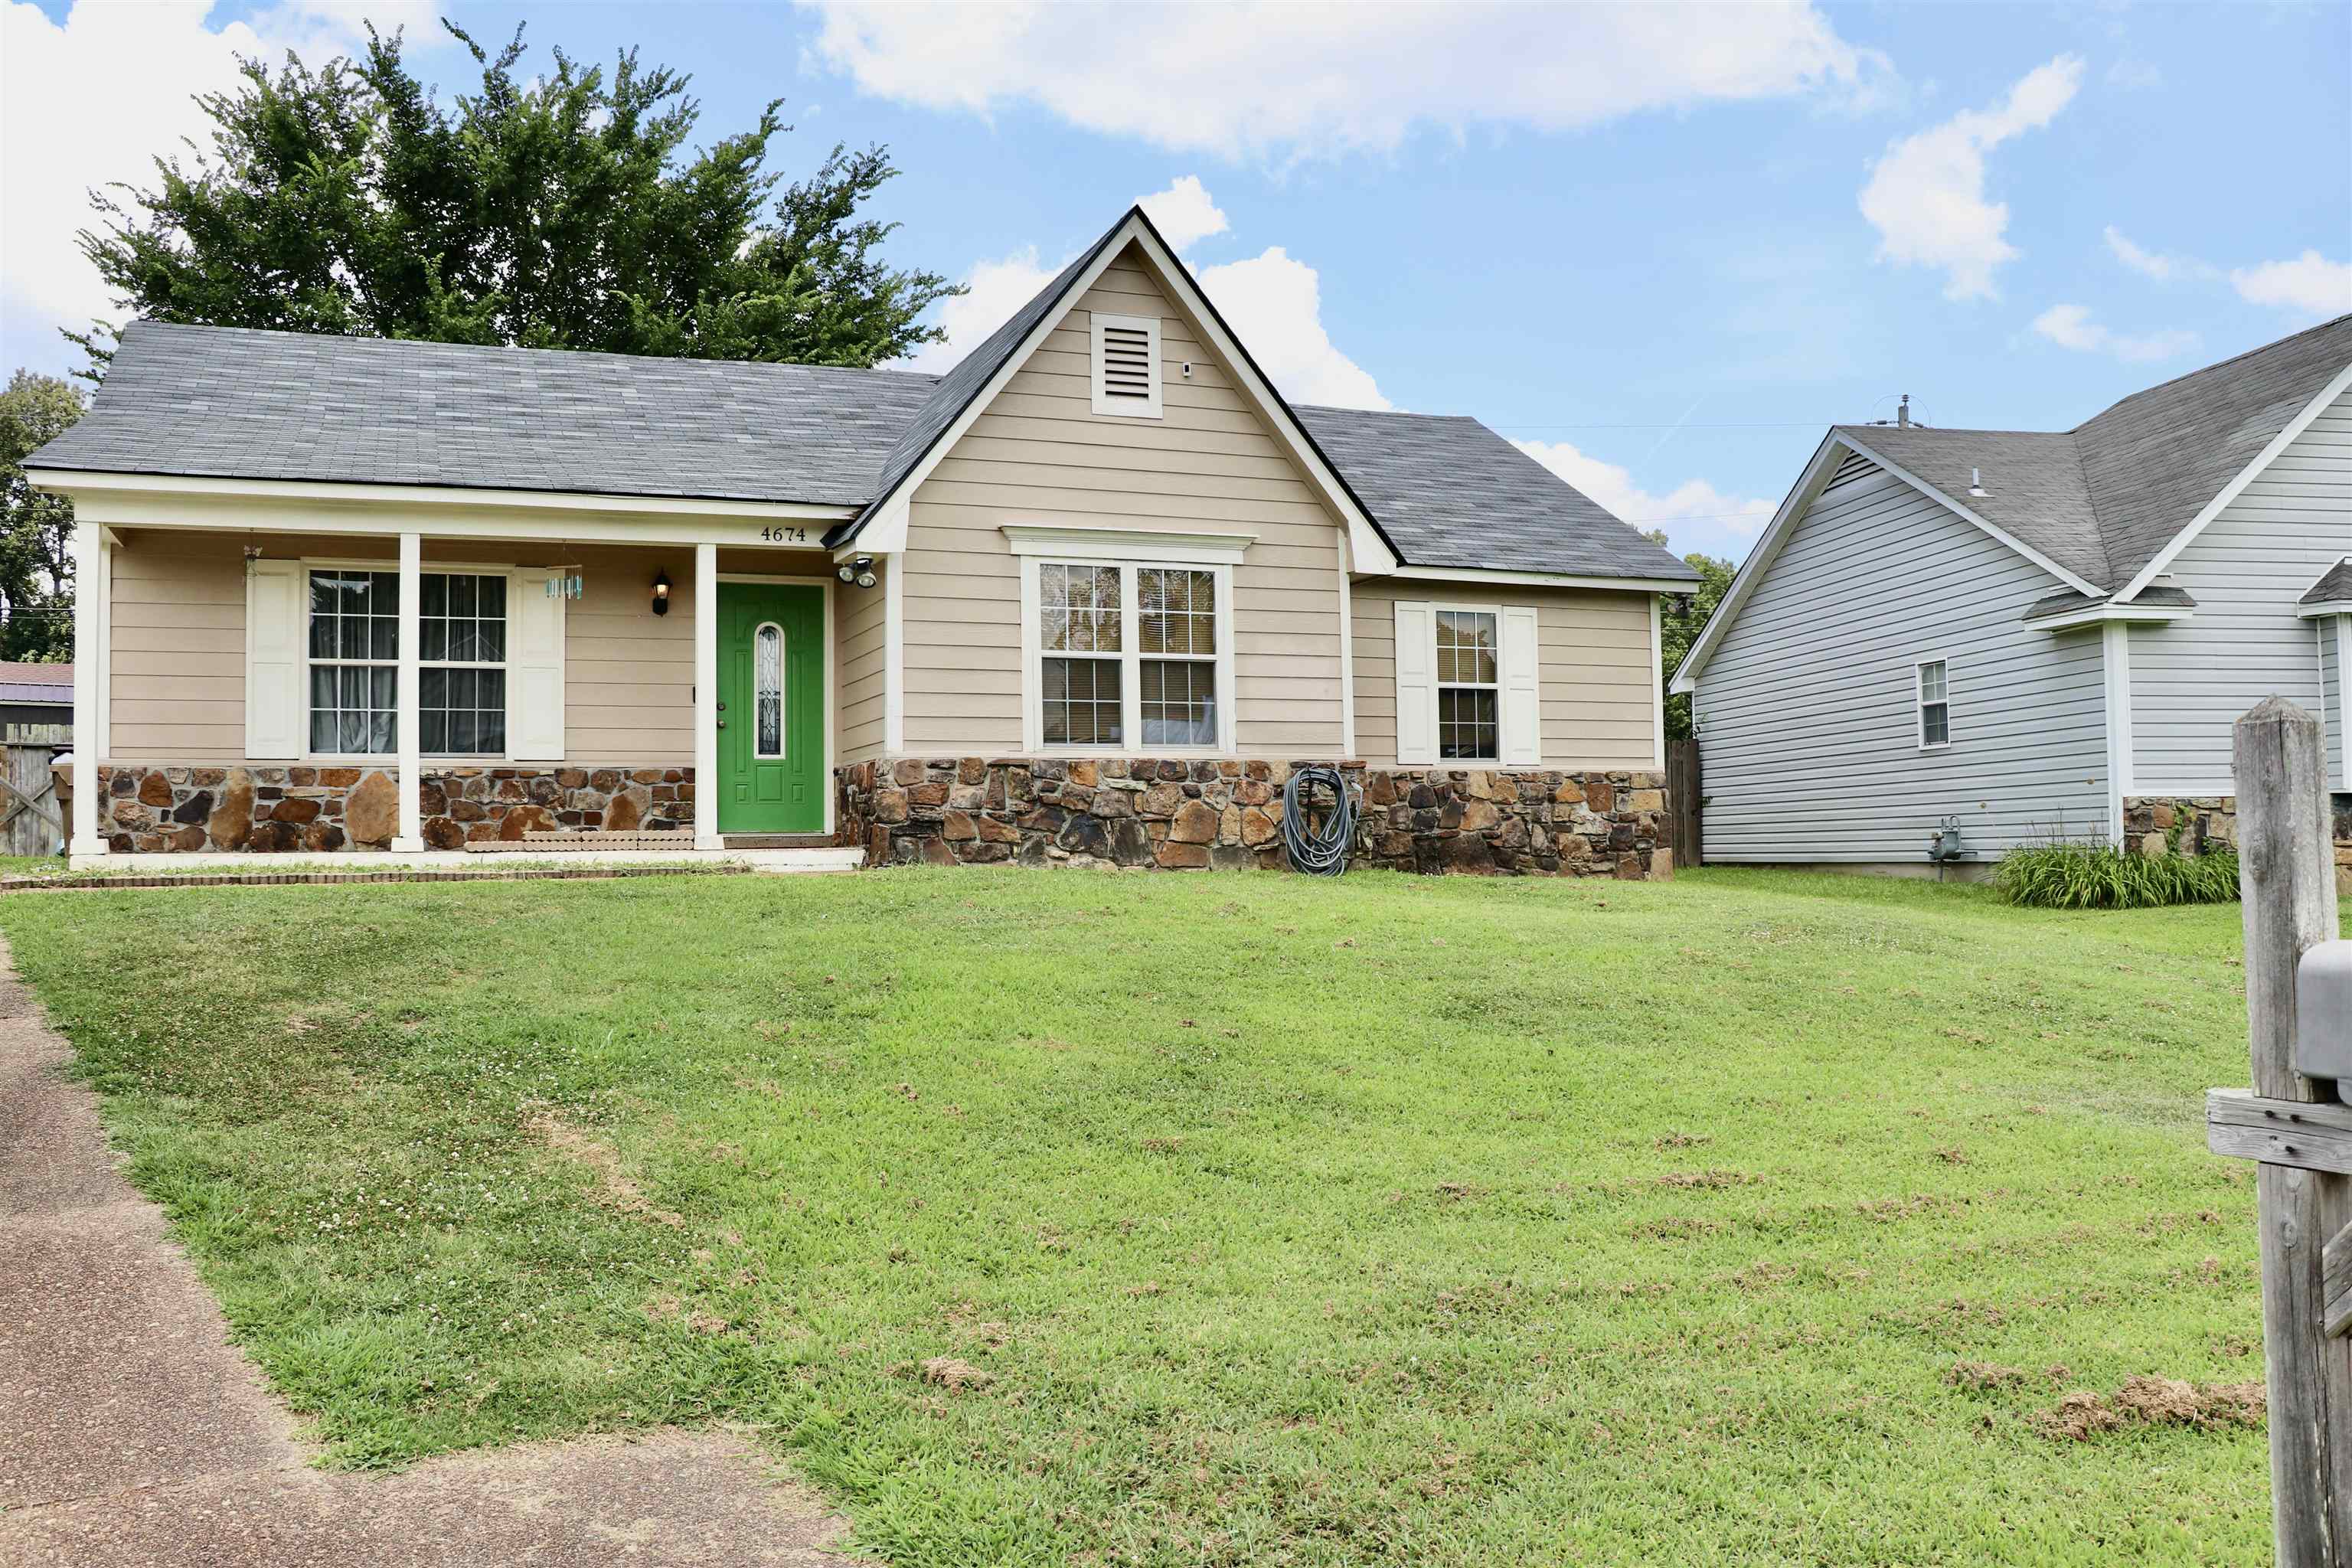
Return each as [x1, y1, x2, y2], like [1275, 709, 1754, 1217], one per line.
[5, 1, 2347, 560]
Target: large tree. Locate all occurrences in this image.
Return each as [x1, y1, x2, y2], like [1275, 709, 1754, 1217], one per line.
[1642, 531, 1736, 743]
[71, 21, 956, 375]
[0, 372, 83, 664]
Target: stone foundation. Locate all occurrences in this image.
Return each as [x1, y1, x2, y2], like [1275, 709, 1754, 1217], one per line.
[836, 758, 1670, 877]
[88, 764, 691, 852]
[2123, 793, 2352, 892]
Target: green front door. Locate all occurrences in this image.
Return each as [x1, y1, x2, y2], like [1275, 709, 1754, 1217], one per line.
[716, 582, 825, 835]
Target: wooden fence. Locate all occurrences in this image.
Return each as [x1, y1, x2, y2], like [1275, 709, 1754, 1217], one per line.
[1666, 738, 1701, 871]
[2203, 697, 2352, 1565]
[0, 744, 64, 858]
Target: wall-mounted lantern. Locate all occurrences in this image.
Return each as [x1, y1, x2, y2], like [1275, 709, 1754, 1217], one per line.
[836, 554, 877, 590]
[651, 568, 672, 616]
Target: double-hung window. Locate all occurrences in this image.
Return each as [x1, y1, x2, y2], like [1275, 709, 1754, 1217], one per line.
[1916, 658, 1951, 748]
[1032, 557, 1230, 751]
[1436, 609, 1501, 761]
[304, 567, 509, 757]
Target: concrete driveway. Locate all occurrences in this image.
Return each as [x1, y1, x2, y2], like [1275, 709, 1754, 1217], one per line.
[0, 934, 864, 1566]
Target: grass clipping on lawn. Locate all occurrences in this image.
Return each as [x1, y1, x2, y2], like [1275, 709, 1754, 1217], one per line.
[0, 864, 2286, 1567]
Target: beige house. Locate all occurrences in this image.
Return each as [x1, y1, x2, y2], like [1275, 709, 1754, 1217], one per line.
[32, 207, 1694, 874]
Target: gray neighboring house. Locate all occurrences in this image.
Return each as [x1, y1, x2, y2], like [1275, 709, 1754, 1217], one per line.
[1674, 314, 2351, 875]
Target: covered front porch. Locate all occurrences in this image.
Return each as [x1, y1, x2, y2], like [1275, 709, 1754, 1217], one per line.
[60, 475, 877, 871]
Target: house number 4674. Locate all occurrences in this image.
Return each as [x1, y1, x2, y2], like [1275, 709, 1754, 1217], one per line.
[759, 525, 808, 543]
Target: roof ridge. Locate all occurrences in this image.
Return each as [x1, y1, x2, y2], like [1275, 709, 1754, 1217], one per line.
[2069, 312, 2352, 431]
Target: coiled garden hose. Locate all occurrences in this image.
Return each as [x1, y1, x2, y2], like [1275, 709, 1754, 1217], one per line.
[1281, 765, 1356, 877]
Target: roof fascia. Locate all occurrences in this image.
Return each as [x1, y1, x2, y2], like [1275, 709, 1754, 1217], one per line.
[2023, 601, 2195, 631]
[2114, 360, 2352, 602]
[2296, 599, 2352, 621]
[1383, 565, 1695, 593]
[1668, 431, 1847, 695]
[1836, 435, 2107, 598]
[28, 467, 858, 523]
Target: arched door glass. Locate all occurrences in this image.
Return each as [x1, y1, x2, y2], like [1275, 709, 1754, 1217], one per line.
[755, 622, 785, 757]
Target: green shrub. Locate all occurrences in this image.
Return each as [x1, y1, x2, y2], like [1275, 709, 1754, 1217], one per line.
[1996, 838, 2241, 910]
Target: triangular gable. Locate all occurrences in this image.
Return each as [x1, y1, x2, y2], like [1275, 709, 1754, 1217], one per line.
[828, 205, 1400, 574]
[1671, 431, 2102, 695]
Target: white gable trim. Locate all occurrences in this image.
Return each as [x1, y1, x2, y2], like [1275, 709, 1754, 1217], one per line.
[1671, 432, 2106, 696]
[2115, 361, 2352, 603]
[842, 211, 1400, 574]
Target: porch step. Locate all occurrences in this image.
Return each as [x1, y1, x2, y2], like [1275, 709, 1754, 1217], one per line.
[465, 831, 695, 854]
[721, 834, 838, 850]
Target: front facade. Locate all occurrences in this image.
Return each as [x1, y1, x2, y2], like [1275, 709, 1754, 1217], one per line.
[34, 207, 1694, 876]
[1677, 315, 2352, 875]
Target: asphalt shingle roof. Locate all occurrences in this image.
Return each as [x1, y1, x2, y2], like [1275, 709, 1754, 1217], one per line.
[30, 324, 943, 509]
[1293, 407, 1697, 581]
[2021, 584, 2197, 623]
[2303, 558, 2352, 606]
[0, 662, 72, 705]
[30, 227, 1696, 586]
[1834, 314, 2351, 592]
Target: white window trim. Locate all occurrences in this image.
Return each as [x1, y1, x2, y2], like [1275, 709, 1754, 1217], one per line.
[300, 557, 521, 765]
[1018, 554, 1236, 756]
[1916, 656, 1952, 751]
[753, 620, 786, 760]
[1089, 311, 1164, 420]
[1432, 604, 1504, 766]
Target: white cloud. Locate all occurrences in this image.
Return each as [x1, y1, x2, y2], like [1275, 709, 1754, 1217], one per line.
[2030, 302, 2197, 363]
[2231, 251, 2352, 319]
[2106, 57, 2162, 90]
[2, 0, 448, 368]
[1511, 439, 1775, 559]
[898, 246, 1063, 374]
[1194, 247, 1387, 410]
[801, 2, 1893, 160]
[1858, 54, 2082, 300]
[1138, 176, 1228, 253]
[2103, 226, 2217, 284]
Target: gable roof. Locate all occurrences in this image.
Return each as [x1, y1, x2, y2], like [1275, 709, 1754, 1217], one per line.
[1834, 312, 2352, 593]
[1294, 406, 1696, 580]
[29, 207, 1692, 586]
[2302, 558, 2352, 609]
[28, 322, 940, 509]
[0, 662, 73, 707]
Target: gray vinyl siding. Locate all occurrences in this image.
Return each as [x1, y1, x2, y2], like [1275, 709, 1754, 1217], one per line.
[2127, 387, 2352, 795]
[1692, 453, 2111, 862]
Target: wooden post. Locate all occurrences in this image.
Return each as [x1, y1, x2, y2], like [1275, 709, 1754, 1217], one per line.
[2232, 697, 2351, 1566]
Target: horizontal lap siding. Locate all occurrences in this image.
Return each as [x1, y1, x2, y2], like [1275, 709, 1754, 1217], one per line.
[2324, 617, 2346, 789]
[837, 556, 889, 763]
[900, 248, 1347, 756]
[1692, 456, 2109, 861]
[2128, 388, 2352, 796]
[105, 530, 694, 764]
[1348, 578, 1658, 768]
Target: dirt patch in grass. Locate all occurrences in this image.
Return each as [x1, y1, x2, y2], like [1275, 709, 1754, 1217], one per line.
[523, 1108, 685, 1228]
[2034, 1376, 2265, 1440]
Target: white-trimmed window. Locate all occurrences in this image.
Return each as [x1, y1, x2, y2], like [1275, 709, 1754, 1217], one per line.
[1015, 541, 1240, 753]
[1916, 658, 1951, 749]
[1089, 312, 1163, 420]
[1436, 609, 1500, 761]
[303, 567, 510, 756]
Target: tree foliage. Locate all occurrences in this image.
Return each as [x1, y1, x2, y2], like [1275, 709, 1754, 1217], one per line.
[71, 21, 956, 375]
[1642, 531, 1736, 742]
[0, 372, 83, 663]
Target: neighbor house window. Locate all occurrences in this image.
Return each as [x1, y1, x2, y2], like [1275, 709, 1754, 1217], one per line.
[1034, 559, 1229, 750]
[1436, 609, 1501, 760]
[420, 573, 507, 756]
[308, 569, 398, 754]
[305, 567, 508, 756]
[1916, 658, 1950, 748]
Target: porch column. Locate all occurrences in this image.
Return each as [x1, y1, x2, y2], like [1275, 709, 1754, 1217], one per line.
[393, 531, 423, 851]
[694, 542, 720, 849]
[67, 520, 104, 856]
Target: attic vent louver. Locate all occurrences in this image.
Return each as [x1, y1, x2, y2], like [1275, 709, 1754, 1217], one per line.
[1090, 312, 1163, 420]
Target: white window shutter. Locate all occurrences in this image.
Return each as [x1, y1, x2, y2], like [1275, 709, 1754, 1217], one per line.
[245, 560, 305, 759]
[1501, 605, 1541, 766]
[1393, 600, 1436, 765]
[507, 573, 567, 761]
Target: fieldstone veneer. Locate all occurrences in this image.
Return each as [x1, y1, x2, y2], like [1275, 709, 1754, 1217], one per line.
[93, 765, 691, 852]
[836, 759, 1670, 877]
[2123, 794, 2352, 890]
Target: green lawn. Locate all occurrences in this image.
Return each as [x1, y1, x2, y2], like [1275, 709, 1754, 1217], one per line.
[0, 867, 2288, 1565]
